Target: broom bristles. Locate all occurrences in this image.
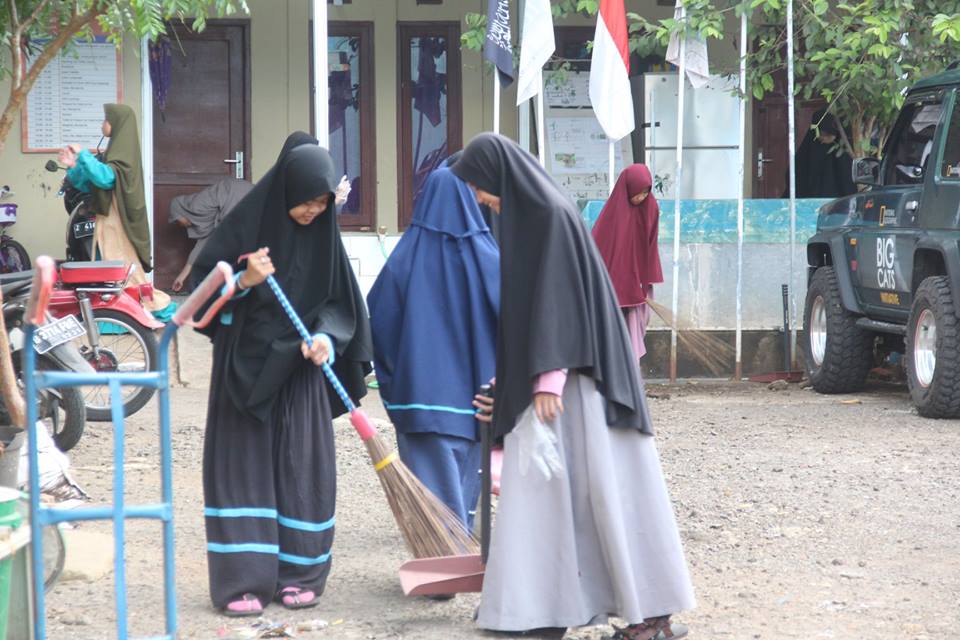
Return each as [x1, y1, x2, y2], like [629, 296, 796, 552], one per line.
[646, 299, 735, 376]
[363, 434, 479, 559]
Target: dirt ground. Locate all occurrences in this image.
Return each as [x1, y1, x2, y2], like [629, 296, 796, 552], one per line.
[38, 328, 960, 639]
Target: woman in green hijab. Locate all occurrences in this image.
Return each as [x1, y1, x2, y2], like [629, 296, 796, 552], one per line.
[59, 103, 172, 315]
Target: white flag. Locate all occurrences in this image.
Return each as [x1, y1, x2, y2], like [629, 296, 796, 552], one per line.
[666, 0, 711, 89]
[516, 0, 555, 105]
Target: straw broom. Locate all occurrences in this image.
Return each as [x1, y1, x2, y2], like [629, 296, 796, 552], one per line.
[264, 275, 479, 559]
[645, 298, 735, 376]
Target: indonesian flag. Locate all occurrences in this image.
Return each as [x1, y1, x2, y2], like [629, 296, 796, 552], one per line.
[589, 0, 636, 141]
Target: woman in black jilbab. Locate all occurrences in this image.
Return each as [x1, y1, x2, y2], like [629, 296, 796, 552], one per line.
[451, 133, 694, 640]
[192, 136, 372, 617]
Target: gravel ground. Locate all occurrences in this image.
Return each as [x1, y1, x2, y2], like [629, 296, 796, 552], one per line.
[38, 328, 960, 639]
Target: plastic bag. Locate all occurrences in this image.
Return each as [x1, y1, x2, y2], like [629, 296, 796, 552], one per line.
[18, 422, 85, 499]
[514, 405, 564, 481]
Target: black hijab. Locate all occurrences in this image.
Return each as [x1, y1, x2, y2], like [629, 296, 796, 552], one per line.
[280, 130, 319, 156]
[193, 139, 372, 422]
[446, 151, 499, 242]
[450, 133, 651, 439]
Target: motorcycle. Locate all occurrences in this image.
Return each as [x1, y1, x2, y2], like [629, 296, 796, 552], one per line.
[39, 161, 163, 421]
[45, 159, 95, 263]
[0, 262, 162, 422]
[0, 274, 91, 451]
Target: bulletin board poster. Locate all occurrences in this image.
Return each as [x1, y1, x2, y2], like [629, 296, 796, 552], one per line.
[545, 115, 632, 203]
[545, 71, 591, 109]
[21, 37, 123, 153]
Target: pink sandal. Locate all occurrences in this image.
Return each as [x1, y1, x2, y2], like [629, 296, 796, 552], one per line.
[277, 586, 318, 610]
[223, 593, 263, 618]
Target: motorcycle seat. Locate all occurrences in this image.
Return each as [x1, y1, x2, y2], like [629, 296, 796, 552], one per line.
[0, 269, 33, 296]
[60, 260, 129, 285]
[0, 269, 33, 282]
[0, 269, 33, 286]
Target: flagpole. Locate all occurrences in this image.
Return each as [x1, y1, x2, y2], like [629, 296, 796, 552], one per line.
[670, 15, 687, 384]
[536, 69, 546, 167]
[517, 0, 530, 151]
[736, 8, 747, 382]
[494, 76, 501, 134]
[787, 0, 798, 368]
[311, 0, 329, 147]
[608, 140, 615, 195]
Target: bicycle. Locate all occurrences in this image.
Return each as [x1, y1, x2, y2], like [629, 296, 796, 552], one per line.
[0, 185, 31, 273]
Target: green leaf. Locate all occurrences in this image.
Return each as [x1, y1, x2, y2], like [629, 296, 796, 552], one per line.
[576, 0, 599, 14]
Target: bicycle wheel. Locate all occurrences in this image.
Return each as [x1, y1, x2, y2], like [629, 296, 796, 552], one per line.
[0, 238, 30, 273]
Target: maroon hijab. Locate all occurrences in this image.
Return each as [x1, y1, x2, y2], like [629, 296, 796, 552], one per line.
[591, 164, 664, 307]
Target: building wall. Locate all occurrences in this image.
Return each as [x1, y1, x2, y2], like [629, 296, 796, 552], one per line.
[324, 0, 513, 234]
[0, 0, 758, 272]
[0, 39, 143, 261]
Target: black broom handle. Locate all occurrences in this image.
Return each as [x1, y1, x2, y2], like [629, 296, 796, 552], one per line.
[479, 384, 493, 564]
[781, 284, 790, 372]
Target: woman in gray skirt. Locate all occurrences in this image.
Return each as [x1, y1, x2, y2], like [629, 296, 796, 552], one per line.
[452, 133, 695, 640]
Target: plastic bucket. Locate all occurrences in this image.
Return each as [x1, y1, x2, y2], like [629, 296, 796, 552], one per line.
[0, 485, 24, 640]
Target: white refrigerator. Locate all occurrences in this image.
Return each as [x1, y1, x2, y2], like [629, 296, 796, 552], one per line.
[642, 72, 741, 200]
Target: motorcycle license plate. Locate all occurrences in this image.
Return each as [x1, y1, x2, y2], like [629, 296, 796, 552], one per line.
[73, 220, 95, 238]
[33, 315, 86, 355]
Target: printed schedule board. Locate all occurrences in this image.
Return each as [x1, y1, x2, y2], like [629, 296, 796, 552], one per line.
[22, 37, 122, 153]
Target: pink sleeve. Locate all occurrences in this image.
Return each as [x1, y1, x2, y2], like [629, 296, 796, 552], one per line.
[534, 369, 568, 397]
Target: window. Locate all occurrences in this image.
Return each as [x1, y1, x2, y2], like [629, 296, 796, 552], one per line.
[940, 92, 960, 179]
[309, 22, 377, 230]
[883, 99, 943, 186]
[397, 22, 462, 228]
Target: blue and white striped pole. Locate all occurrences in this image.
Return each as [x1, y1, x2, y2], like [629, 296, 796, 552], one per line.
[263, 274, 356, 413]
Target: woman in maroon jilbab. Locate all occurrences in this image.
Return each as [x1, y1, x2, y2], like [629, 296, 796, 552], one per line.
[591, 164, 664, 360]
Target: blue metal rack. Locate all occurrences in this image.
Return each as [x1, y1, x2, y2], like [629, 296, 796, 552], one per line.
[22, 257, 234, 639]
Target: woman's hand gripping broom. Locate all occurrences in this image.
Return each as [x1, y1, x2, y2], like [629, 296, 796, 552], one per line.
[263, 274, 479, 559]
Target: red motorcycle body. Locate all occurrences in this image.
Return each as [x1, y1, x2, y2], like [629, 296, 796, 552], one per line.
[47, 260, 164, 330]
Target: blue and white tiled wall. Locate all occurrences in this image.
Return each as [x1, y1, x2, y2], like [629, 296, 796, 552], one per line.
[345, 198, 831, 331]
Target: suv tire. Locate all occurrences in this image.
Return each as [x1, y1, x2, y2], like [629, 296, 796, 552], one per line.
[906, 276, 960, 417]
[803, 266, 874, 393]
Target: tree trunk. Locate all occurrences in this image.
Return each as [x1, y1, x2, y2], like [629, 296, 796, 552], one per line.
[0, 285, 25, 431]
[0, 85, 28, 155]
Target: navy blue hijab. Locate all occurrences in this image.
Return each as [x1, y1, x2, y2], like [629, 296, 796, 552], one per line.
[367, 166, 499, 440]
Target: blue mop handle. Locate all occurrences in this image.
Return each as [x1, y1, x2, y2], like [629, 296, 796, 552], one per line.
[264, 274, 356, 412]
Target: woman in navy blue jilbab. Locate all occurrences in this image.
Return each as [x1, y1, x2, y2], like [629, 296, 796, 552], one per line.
[367, 164, 499, 527]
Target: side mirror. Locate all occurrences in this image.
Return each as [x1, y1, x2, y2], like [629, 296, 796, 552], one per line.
[853, 157, 881, 187]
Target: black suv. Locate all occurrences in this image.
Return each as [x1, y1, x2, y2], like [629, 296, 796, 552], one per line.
[805, 70, 960, 417]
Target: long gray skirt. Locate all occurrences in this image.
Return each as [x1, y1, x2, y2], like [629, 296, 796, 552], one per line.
[477, 373, 695, 631]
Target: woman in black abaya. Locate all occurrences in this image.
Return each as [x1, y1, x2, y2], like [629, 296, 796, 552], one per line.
[192, 138, 372, 617]
[451, 133, 694, 640]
